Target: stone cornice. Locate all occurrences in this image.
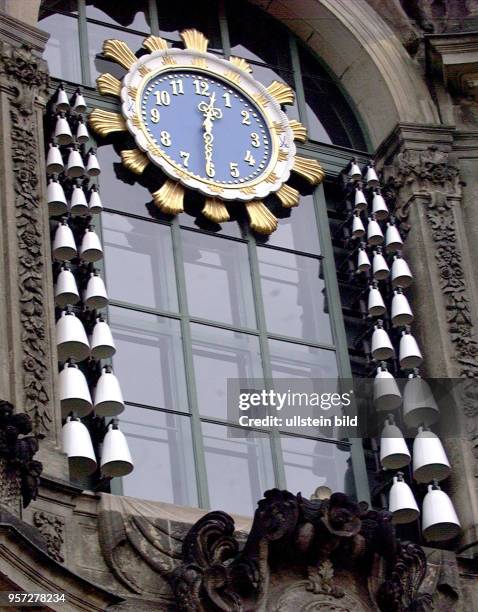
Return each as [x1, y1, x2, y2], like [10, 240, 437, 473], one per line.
[0, 12, 49, 54]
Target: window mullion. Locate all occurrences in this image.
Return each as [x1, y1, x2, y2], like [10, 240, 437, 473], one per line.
[148, 0, 160, 35]
[289, 34, 308, 130]
[218, 0, 231, 58]
[77, 0, 92, 87]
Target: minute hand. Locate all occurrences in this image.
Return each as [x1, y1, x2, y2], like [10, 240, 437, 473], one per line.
[198, 92, 223, 178]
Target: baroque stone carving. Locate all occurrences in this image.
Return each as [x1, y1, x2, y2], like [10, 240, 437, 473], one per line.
[0, 43, 52, 433]
[33, 510, 65, 563]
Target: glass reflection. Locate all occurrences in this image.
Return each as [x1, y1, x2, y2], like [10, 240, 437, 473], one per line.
[85, 1, 150, 30]
[263, 194, 320, 254]
[39, 14, 82, 82]
[269, 339, 337, 379]
[158, 0, 221, 48]
[88, 22, 145, 80]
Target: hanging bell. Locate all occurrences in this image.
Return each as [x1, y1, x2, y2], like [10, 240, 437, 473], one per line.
[391, 255, 413, 288]
[403, 372, 439, 428]
[83, 271, 108, 310]
[422, 482, 460, 542]
[46, 142, 64, 175]
[88, 185, 103, 214]
[352, 212, 365, 238]
[380, 415, 411, 469]
[72, 88, 87, 113]
[66, 145, 85, 178]
[54, 112, 73, 145]
[70, 183, 89, 217]
[100, 421, 133, 476]
[94, 366, 124, 416]
[365, 161, 379, 187]
[399, 328, 423, 369]
[59, 362, 92, 417]
[80, 227, 103, 262]
[357, 243, 371, 273]
[368, 283, 386, 317]
[388, 473, 419, 524]
[373, 364, 401, 411]
[385, 222, 403, 253]
[62, 416, 97, 477]
[348, 158, 362, 181]
[367, 215, 384, 246]
[76, 115, 89, 144]
[391, 288, 413, 326]
[354, 188, 367, 212]
[372, 247, 390, 280]
[413, 427, 450, 483]
[371, 320, 394, 361]
[90, 318, 116, 359]
[55, 83, 70, 112]
[86, 148, 101, 176]
[56, 310, 90, 362]
[372, 190, 388, 220]
[54, 265, 80, 307]
[52, 220, 77, 261]
[47, 177, 68, 216]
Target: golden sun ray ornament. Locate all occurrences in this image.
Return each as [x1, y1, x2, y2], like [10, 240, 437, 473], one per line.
[89, 29, 324, 234]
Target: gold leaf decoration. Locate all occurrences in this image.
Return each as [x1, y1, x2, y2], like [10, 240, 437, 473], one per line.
[132, 115, 142, 128]
[192, 57, 208, 68]
[143, 35, 169, 52]
[293, 156, 325, 185]
[265, 171, 279, 183]
[103, 39, 137, 70]
[96, 73, 121, 97]
[278, 150, 288, 161]
[152, 180, 185, 215]
[267, 81, 295, 105]
[120, 149, 149, 174]
[89, 109, 127, 136]
[203, 198, 230, 223]
[139, 65, 152, 77]
[276, 184, 300, 208]
[162, 55, 177, 66]
[209, 184, 224, 194]
[224, 71, 241, 84]
[128, 86, 138, 99]
[181, 29, 208, 53]
[253, 93, 268, 107]
[272, 122, 286, 134]
[240, 186, 256, 196]
[246, 201, 278, 234]
[289, 119, 308, 143]
[229, 56, 252, 74]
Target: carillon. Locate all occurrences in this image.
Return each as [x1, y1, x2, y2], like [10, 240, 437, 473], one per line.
[354, 187, 367, 211]
[59, 362, 92, 417]
[79, 226, 103, 262]
[373, 364, 401, 411]
[56, 310, 90, 362]
[100, 421, 133, 477]
[55, 83, 70, 112]
[372, 246, 389, 280]
[76, 115, 89, 144]
[55, 264, 80, 307]
[372, 189, 388, 220]
[356, 243, 371, 272]
[368, 282, 386, 317]
[72, 87, 87, 113]
[352, 212, 365, 238]
[388, 472, 419, 525]
[83, 271, 109, 310]
[52, 220, 77, 261]
[46, 141, 64, 175]
[88, 185, 103, 214]
[66, 144, 85, 178]
[70, 182, 89, 216]
[47, 176, 68, 216]
[371, 319, 394, 361]
[379, 414, 411, 470]
[94, 366, 124, 416]
[422, 482, 461, 542]
[62, 416, 97, 478]
[367, 214, 384, 246]
[86, 148, 101, 176]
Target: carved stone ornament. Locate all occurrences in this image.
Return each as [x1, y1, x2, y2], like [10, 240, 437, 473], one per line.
[33, 510, 65, 563]
[0, 43, 52, 433]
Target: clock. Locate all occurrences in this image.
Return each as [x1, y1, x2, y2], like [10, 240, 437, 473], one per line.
[89, 30, 324, 234]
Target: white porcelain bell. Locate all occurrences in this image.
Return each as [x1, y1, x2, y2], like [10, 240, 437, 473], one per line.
[52, 221, 77, 261]
[391, 255, 413, 288]
[371, 321, 394, 361]
[94, 367, 124, 417]
[422, 482, 460, 542]
[372, 190, 388, 220]
[54, 112, 73, 145]
[367, 215, 384, 246]
[388, 473, 419, 524]
[76, 115, 89, 144]
[391, 289, 413, 327]
[413, 427, 450, 483]
[354, 188, 367, 211]
[46, 142, 64, 175]
[70, 183, 89, 216]
[56, 310, 90, 362]
[373, 364, 402, 411]
[372, 247, 390, 280]
[399, 329, 423, 369]
[59, 362, 92, 417]
[83, 272, 108, 310]
[54, 265, 80, 307]
[66, 145, 85, 178]
[380, 415, 411, 469]
[403, 373, 440, 429]
[80, 227, 103, 262]
[86, 149, 101, 176]
[357, 244, 371, 273]
[352, 212, 365, 238]
[72, 88, 87, 113]
[348, 159, 362, 181]
[100, 422, 133, 477]
[88, 185, 103, 214]
[90, 318, 116, 360]
[365, 162, 379, 187]
[62, 416, 97, 477]
[368, 283, 386, 317]
[385, 223, 403, 253]
[55, 83, 70, 112]
[47, 177, 67, 216]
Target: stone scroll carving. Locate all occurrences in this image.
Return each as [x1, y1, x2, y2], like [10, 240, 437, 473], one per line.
[33, 510, 65, 563]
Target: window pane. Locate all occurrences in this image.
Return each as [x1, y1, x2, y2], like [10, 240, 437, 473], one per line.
[258, 249, 333, 343]
[85, 1, 150, 31]
[39, 14, 82, 82]
[120, 406, 197, 505]
[269, 339, 338, 379]
[103, 213, 178, 312]
[182, 230, 256, 328]
[88, 22, 145, 80]
[158, 0, 221, 48]
[110, 307, 188, 411]
[191, 324, 263, 419]
[203, 422, 274, 516]
[281, 436, 354, 498]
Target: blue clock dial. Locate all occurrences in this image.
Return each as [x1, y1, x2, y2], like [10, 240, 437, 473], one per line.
[141, 70, 273, 185]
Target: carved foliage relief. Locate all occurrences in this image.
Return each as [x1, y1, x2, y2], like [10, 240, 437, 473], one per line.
[33, 510, 65, 563]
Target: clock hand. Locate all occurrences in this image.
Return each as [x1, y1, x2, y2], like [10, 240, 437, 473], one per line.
[198, 92, 223, 178]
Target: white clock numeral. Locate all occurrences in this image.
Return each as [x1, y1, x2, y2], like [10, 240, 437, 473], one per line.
[160, 130, 172, 147]
[250, 132, 260, 148]
[170, 79, 184, 95]
[244, 150, 256, 166]
[193, 79, 210, 96]
[222, 92, 232, 108]
[155, 90, 171, 106]
[230, 162, 240, 178]
[206, 161, 216, 178]
[180, 151, 190, 167]
[241, 110, 251, 125]
[150, 108, 160, 123]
